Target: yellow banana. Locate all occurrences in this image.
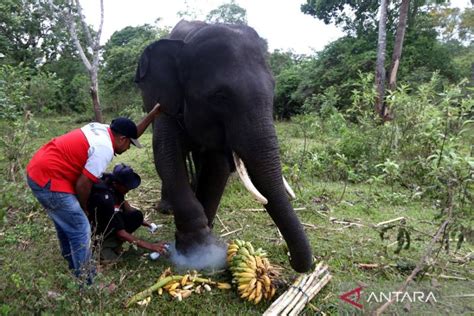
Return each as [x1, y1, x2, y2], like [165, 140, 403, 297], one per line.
[245, 242, 255, 254]
[254, 289, 263, 304]
[169, 282, 180, 292]
[270, 286, 276, 298]
[181, 289, 192, 299]
[256, 256, 265, 269]
[180, 274, 189, 287]
[239, 247, 250, 258]
[248, 287, 257, 301]
[235, 271, 256, 279]
[261, 275, 271, 292]
[217, 282, 232, 289]
[245, 256, 257, 270]
[238, 282, 251, 292]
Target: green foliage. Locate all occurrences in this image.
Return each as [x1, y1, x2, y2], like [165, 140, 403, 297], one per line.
[0, 0, 70, 67]
[206, 0, 248, 25]
[0, 64, 32, 119]
[27, 71, 63, 113]
[101, 24, 168, 114]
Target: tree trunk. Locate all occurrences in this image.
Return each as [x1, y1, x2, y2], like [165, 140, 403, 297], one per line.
[90, 73, 103, 122]
[389, 0, 410, 91]
[375, 0, 389, 121]
[62, 0, 105, 123]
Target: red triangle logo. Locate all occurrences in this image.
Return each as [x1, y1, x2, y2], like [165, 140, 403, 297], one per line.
[339, 286, 364, 309]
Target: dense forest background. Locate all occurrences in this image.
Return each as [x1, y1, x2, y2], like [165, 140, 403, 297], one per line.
[0, 0, 471, 120]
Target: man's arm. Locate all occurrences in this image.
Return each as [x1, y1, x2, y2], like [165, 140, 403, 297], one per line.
[136, 103, 161, 138]
[115, 229, 168, 254]
[76, 174, 94, 215]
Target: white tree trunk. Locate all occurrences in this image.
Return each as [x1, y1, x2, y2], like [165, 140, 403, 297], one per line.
[375, 0, 389, 120]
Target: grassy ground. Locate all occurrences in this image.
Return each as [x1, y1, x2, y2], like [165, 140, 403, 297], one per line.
[0, 116, 472, 315]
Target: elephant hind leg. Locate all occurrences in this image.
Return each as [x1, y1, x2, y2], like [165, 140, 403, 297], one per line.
[195, 151, 230, 228]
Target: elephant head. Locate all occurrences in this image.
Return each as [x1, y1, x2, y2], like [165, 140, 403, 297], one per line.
[135, 20, 313, 272]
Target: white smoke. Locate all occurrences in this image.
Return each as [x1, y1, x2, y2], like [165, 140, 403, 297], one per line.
[168, 238, 228, 271]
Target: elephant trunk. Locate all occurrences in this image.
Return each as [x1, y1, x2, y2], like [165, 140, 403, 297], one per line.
[229, 116, 313, 272]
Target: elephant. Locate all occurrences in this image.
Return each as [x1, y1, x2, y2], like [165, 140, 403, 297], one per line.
[135, 20, 313, 272]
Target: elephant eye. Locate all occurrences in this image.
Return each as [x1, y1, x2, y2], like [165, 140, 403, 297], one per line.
[208, 90, 229, 103]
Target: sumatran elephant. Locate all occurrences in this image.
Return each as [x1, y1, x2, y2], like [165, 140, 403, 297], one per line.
[135, 20, 313, 272]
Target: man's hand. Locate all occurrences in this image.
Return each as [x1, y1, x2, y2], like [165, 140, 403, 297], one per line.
[149, 242, 169, 255]
[150, 103, 161, 117]
[136, 103, 161, 138]
[76, 174, 94, 216]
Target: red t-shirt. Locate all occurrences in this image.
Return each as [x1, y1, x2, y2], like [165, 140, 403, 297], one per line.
[27, 123, 116, 194]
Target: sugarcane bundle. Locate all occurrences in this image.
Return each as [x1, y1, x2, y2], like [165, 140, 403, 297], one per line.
[125, 268, 232, 308]
[263, 261, 332, 315]
[227, 239, 280, 304]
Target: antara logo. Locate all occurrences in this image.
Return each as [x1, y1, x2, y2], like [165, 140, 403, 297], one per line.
[367, 291, 437, 303]
[339, 286, 438, 310]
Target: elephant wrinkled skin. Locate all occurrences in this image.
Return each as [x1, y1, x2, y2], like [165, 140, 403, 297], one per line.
[135, 20, 313, 272]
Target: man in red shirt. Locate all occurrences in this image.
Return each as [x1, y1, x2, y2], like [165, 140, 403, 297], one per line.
[26, 103, 161, 284]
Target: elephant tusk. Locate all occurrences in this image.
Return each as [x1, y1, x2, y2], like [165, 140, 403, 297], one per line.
[232, 152, 268, 205]
[282, 176, 296, 200]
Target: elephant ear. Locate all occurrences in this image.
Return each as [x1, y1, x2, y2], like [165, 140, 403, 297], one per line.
[135, 39, 185, 116]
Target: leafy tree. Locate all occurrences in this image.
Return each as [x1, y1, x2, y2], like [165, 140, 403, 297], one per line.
[206, 0, 247, 24]
[0, 0, 70, 67]
[268, 50, 301, 77]
[101, 24, 169, 113]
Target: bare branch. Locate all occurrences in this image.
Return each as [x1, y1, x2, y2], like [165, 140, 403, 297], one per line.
[92, 0, 104, 73]
[73, 0, 94, 48]
[66, 8, 92, 72]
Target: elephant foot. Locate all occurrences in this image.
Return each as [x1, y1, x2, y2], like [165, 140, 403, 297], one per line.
[169, 229, 227, 271]
[156, 199, 173, 215]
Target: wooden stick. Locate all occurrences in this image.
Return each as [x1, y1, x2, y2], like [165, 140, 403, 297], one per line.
[302, 222, 319, 229]
[425, 273, 468, 281]
[358, 263, 380, 269]
[375, 216, 405, 227]
[240, 207, 306, 212]
[216, 214, 230, 233]
[220, 228, 242, 237]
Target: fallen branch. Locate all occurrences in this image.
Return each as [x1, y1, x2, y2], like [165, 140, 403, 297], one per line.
[241, 207, 306, 212]
[357, 263, 380, 269]
[329, 217, 365, 228]
[375, 217, 406, 227]
[425, 273, 469, 281]
[220, 228, 242, 237]
[216, 214, 230, 233]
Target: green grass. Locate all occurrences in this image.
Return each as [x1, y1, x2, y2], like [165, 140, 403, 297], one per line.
[1, 116, 472, 315]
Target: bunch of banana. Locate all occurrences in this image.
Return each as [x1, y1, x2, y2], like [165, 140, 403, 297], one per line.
[227, 239, 278, 304]
[126, 268, 232, 307]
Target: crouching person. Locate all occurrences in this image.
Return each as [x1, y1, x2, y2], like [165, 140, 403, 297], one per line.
[88, 163, 168, 261]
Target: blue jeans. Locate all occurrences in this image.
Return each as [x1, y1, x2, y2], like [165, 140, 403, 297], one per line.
[27, 176, 95, 284]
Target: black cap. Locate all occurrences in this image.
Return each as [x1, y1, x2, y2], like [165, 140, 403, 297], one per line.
[112, 163, 141, 190]
[110, 117, 142, 148]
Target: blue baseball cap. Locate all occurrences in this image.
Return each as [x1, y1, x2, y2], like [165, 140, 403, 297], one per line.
[110, 117, 143, 148]
[112, 163, 141, 190]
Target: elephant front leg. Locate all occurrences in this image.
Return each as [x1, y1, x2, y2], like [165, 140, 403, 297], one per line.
[195, 151, 231, 228]
[152, 117, 214, 255]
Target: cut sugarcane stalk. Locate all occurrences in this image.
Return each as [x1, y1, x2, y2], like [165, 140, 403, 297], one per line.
[263, 261, 331, 315]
